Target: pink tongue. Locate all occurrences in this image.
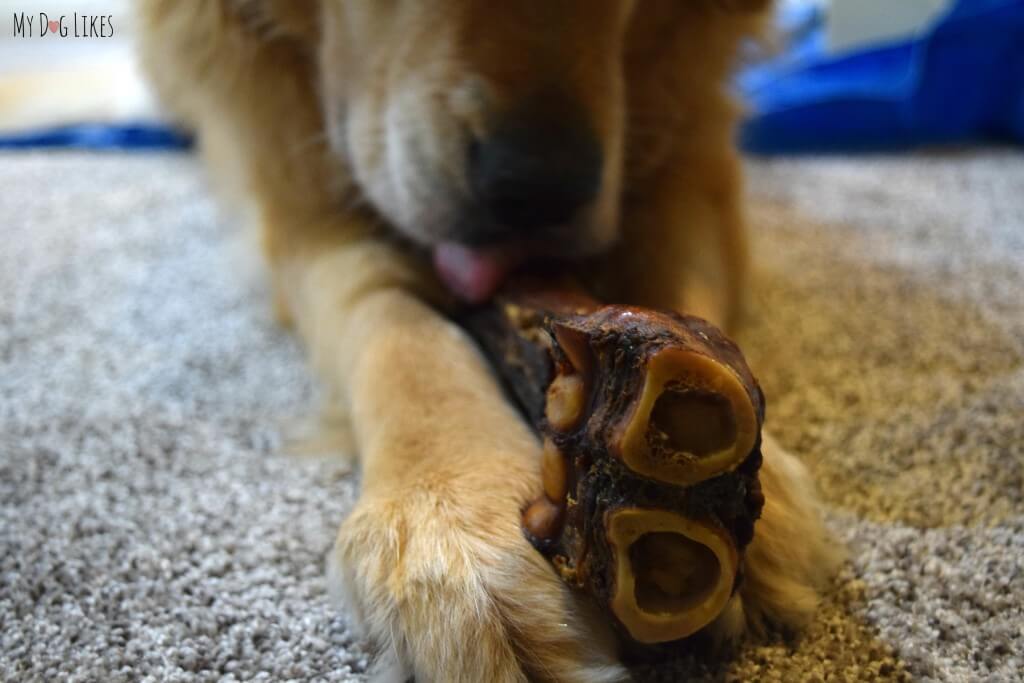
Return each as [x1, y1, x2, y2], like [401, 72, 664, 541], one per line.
[433, 242, 520, 304]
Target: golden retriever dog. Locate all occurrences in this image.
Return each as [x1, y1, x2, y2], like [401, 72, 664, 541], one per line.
[138, 2, 837, 680]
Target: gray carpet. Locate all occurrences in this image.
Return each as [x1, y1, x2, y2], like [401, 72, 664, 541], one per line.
[1, 150, 1021, 682]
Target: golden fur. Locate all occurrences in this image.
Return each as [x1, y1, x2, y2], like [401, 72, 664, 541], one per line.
[138, 2, 838, 680]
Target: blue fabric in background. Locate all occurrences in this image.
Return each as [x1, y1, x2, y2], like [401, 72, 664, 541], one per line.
[739, 0, 1024, 154]
[0, 122, 192, 150]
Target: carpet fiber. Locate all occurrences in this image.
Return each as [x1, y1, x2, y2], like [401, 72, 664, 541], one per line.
[1, 151, 1021, 681]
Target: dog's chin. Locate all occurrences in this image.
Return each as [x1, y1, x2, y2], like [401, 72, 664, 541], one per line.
[432, 234, 598, 304]
[432, 242, 529, 304]
[431, 228, 616, 304]
[425, 204, 617, 304]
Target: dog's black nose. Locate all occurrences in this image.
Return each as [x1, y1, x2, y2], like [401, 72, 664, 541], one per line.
[468, 122, 602, 232]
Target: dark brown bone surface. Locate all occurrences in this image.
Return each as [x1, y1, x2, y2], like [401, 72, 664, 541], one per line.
[462, 276, 765, 646]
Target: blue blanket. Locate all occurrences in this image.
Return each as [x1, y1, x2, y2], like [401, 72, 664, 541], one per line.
[740, 0, 1024, 153]
[0, 123, 191, 151]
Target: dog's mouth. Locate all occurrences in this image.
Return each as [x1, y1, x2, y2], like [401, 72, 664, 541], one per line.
[432, 242, 532, 304]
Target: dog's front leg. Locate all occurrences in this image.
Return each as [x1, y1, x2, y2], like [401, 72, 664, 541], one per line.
[288, 245, 628, 683]
[593, 158, 842, 646]
[593, 152, 751, 331]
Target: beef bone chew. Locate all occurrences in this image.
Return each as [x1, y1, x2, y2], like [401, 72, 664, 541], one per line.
[461, 276, 766, 646]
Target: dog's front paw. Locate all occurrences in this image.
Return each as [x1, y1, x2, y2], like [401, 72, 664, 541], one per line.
[330, 492, 630, 683]
[728, 433, 843, 639]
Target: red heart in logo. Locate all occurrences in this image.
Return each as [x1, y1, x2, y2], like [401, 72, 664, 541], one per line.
[48, 20, 59, 33]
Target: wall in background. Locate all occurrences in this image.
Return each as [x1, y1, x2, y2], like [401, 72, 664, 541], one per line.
[0, 0, 134, 73]
[826, 0, 954, 53]
[0, 1, 153, 133]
